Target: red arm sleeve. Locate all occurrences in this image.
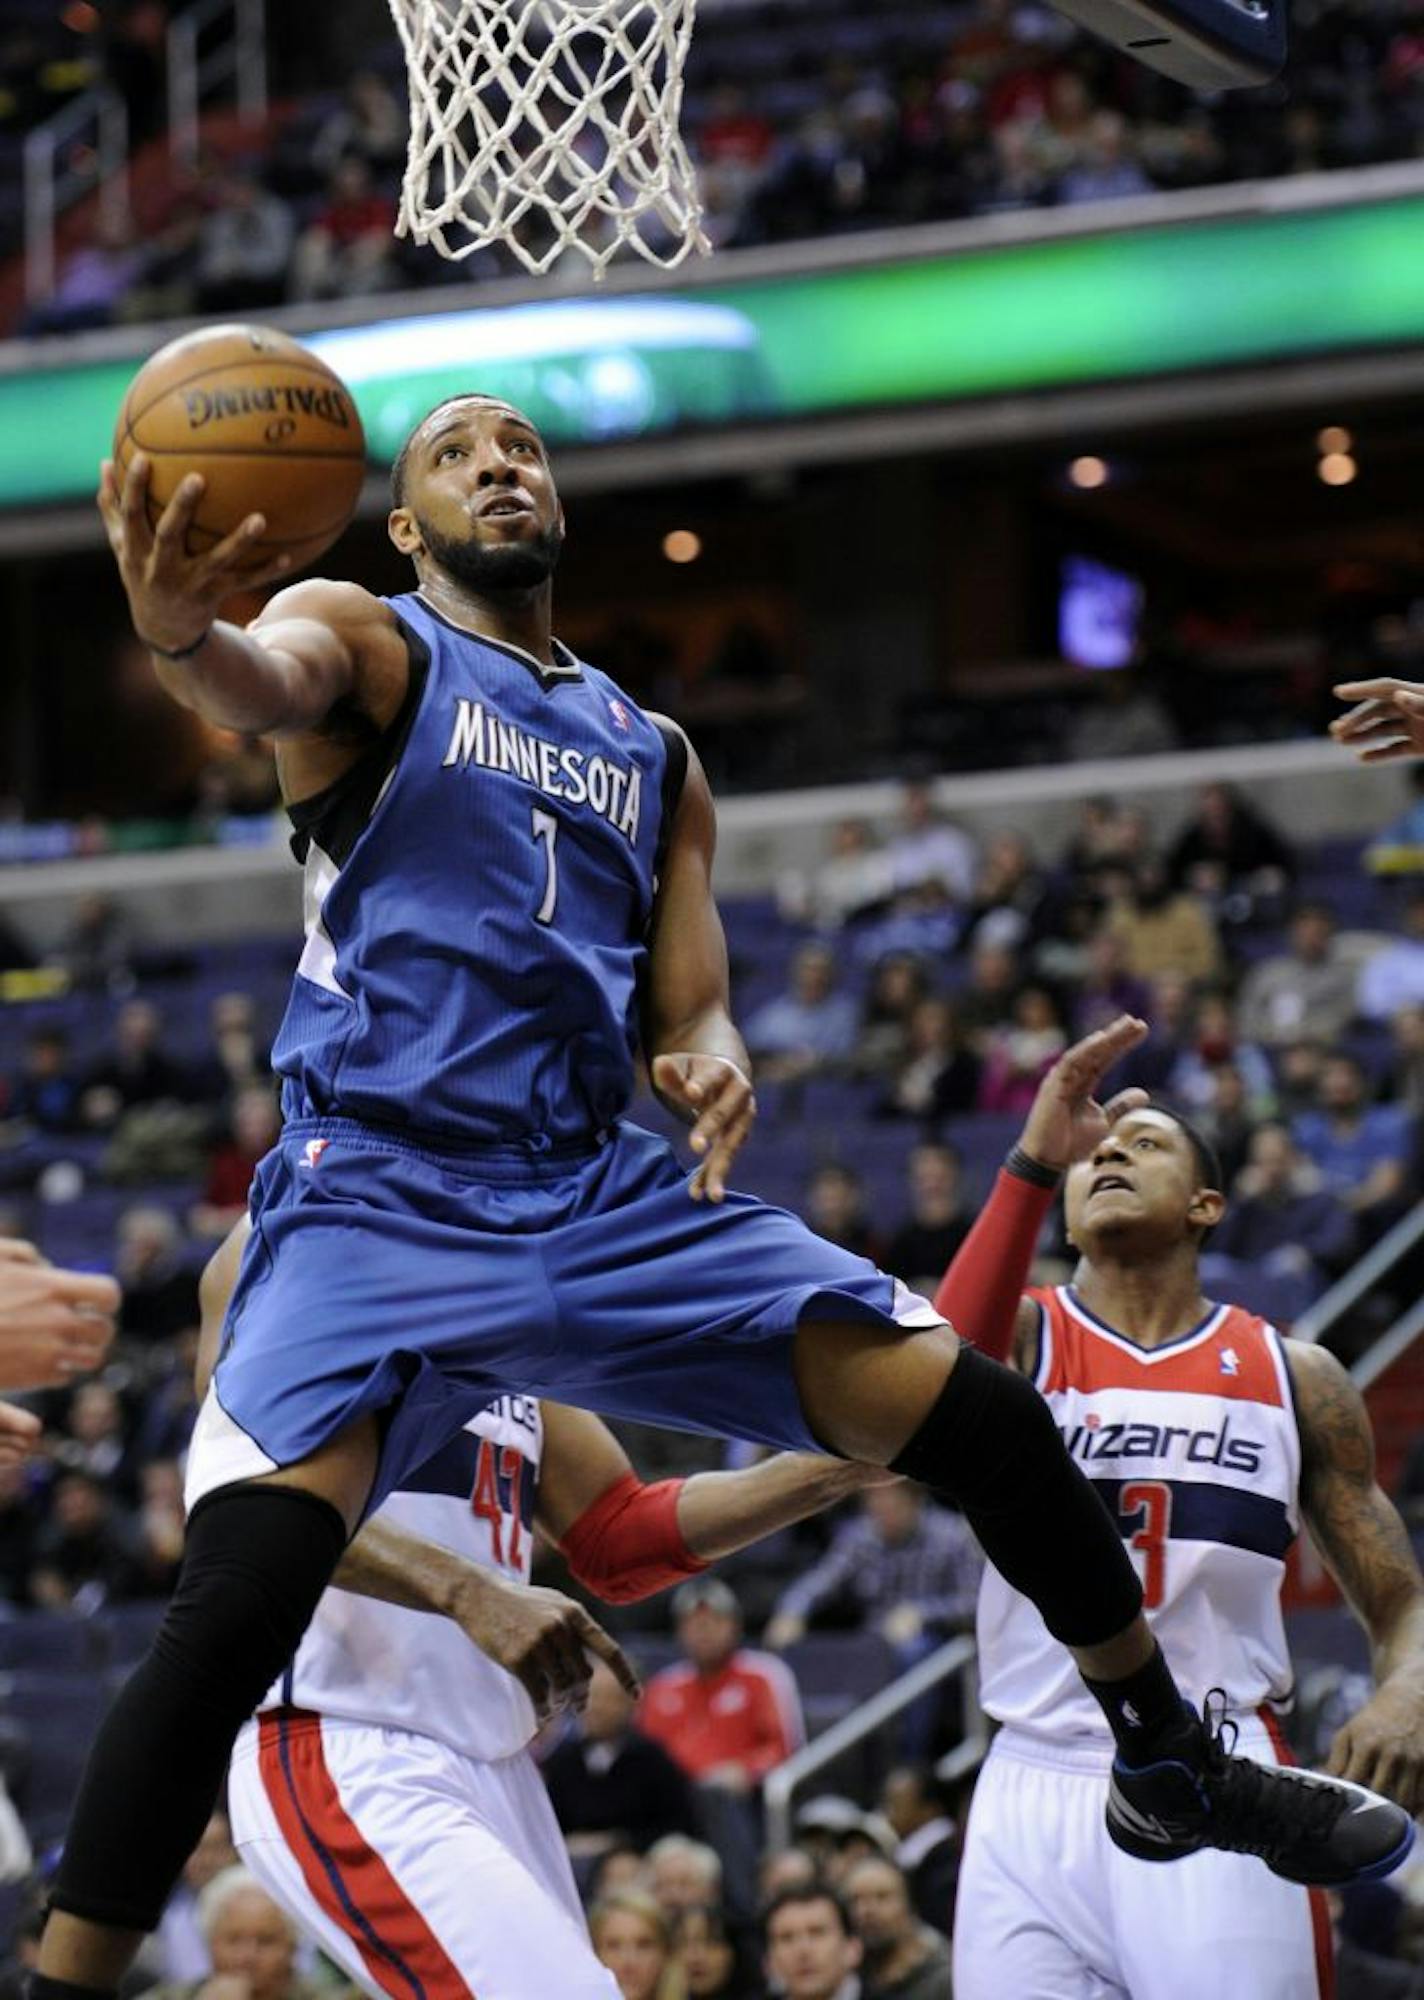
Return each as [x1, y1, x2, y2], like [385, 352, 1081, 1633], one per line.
[932, 1167, 1057, 1363]
[558, 1471, 708, 1606]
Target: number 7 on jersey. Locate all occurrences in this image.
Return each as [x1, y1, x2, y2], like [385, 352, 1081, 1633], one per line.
[531, 807, 559, 924]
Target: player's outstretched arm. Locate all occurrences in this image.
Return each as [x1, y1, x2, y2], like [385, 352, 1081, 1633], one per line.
[97, 453, 407, 738]
[641, 728, 755, 1203]
[538, 1402, 885, 1605]
[1289, 1339, 1424, 1810]
[933, 1014, 1150, 1367]
[1331, 678, 1424, 764]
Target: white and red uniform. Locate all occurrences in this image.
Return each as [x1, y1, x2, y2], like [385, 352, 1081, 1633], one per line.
[227, 1397, 619, 2000]
[955, 1287, 1335, 2000]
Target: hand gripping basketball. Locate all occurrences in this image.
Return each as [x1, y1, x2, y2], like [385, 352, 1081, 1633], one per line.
[1018, 1014, 1151, 1174]
[98, 452, 293, 656]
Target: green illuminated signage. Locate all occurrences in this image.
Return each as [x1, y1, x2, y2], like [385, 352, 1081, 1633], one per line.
[11, 195, 1424, 509]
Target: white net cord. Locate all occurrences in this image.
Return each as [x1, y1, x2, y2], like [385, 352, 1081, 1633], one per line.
[388, 0, 711, 278]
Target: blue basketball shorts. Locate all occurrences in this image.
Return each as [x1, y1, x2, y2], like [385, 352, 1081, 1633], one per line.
[187, 1116, 944, 1513]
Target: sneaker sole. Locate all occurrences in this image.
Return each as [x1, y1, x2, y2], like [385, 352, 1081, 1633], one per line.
[1107, 1807, 1417, 1884]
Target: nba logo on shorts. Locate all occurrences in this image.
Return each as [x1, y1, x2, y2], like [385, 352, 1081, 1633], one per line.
[608, 698, 630, 731]
[302, 1138, 330, 1169]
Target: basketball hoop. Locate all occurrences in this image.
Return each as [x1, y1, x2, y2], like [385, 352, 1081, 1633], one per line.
[387, 0, 711, 279]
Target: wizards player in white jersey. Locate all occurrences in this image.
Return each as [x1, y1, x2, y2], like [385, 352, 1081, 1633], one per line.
[932, 1026, 1424, 2000]
[43, 402, 1409, 1997]
[198, 1219, 885, 2000]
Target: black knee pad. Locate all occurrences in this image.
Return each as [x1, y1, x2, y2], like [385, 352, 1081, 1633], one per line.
[51, 1485, 346, 1933]
[891, 1344, 1143, 1649]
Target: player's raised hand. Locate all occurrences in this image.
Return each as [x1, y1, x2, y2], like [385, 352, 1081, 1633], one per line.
[97, 453, 291, 654]
[651, 1052, 756, 1203]
[0, 1238, 117, 1389]
[1017, 1015, 1151, 1174]
[448, 1569, 640, 1725]
[1331, 678, 1424, 764]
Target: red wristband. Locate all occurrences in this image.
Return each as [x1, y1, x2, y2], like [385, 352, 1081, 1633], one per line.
[559, 1471, 708, 1605]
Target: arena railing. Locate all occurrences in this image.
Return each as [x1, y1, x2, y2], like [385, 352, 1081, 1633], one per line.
[763, 1634, 986, 1852]
[22, 86, 129, 308]
[167, 0, 268, 168]
[1291, 1201, 1424, 1356]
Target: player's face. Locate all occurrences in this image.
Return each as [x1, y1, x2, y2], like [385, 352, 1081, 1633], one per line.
[396, 399, 565, 592]
[765, 1902, 860, 1999]
[1063, 1110, 1222, 1254]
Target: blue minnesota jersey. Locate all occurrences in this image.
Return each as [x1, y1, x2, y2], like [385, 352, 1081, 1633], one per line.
[271, 591, 685, 1145]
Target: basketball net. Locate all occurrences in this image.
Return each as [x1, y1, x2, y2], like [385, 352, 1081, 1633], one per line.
[388, 0, 711, 278]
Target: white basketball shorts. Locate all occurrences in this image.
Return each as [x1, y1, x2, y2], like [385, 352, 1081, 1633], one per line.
[953, 1719, 1334, 2000]
[229, 1709, 620, 2000]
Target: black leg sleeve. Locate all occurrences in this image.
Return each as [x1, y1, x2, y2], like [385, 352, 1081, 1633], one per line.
[50, 1486, 346, 1933]
[890, 1343, 1144, 1648]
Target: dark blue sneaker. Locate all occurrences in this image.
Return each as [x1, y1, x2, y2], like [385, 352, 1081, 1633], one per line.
[1107, 1694, 1415, 1887]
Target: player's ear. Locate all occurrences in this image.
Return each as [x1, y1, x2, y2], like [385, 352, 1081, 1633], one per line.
[1189, 1187, 1226, 1231]
[388, 506, 422, 557]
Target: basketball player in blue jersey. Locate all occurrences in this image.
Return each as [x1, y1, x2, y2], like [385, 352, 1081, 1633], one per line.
[36, 397, 1410, 2000]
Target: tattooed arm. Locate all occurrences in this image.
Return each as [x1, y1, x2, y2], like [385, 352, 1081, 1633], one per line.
[1288, 1339, 1424, 1810]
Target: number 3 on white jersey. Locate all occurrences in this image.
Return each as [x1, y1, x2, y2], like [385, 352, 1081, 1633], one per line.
[531, 807, 559, 924]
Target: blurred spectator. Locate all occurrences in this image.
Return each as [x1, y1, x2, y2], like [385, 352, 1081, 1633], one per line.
[54, 1381, 135, 1495]
[877, 1768, 958, 1940]
[1196, 1060, 1262, 1192]
[743, 946, 859, 1083]
[116, 1206, 200, 1346]
[876, 1000, 980, 1122]
[154, 1810, 239, 1983]
[759, 1848, 820, 1905]
[146, 1863, 324, 2000]
[590, 1888, 684, 2000]
[882, 1143, 971, 1294]
[1105, 861, 1222, 983]
[962, 832, 1046, 956]
[673, 1903, 764, 2000]
[1056, 110, 1153, 204]
[761, 1885, 863, 2000]
[1392, 1004, 1424, 1117]
[1063, 797, 1148, 890]
[766, 1486, 982, 1660]
[290, 155, 399, 302]
[543, 1659, 700, 1862]
[28, 1470, 140, 1612]
[1293, 1053, 1413, 1223]
[640, 1577, 804, 1793]
[956, 943, 1020, 1044]
[132, 1458, 186, 1597]
[1209, 1123, 1356, 1290]
[805, 1166, 879, 1261]
[853, 956, 932, 1081]
[883, 783, 977, 905]
[0, 1463, 38, 1606]
[53, 894, 137, 993]
[311, 69, 407, 178]
[80, 1000, 187, 1129]
[193, 173, 298, 316]
[1366, 766, 1424, 877]
[843, 1856, 952, 2000]
[1166, 990, 1275, 1117]
[649, 1836, 725, 1918]
[793, 821, 893, 931]
[1275, 1038, 1330, 1122]
[1166, 782, 1295, 907]
[186, 992, 269, 1107]
[976, 984, 1067, 1114]
[1070, 931, 1152, 1039]
[1237, 902, 1359, 1048]
[792, 1800, 897, 1886]
[7, 1028, 82, 1134]
[1066, 669, 1179, 763]
[191, 1084, 282, 1238]
[1358, 894, 1424, 1021]
[18, 219, 145, 337]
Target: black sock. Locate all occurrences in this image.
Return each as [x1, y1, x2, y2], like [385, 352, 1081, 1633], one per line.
[1084, 1642, 1197, 1761]
[27, 1977, 117, 2000]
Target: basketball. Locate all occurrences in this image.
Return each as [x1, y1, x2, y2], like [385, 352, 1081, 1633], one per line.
[112, 323, 367, 575]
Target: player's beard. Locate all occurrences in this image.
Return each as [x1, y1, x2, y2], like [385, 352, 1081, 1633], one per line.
[419, 511, 564, 594]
